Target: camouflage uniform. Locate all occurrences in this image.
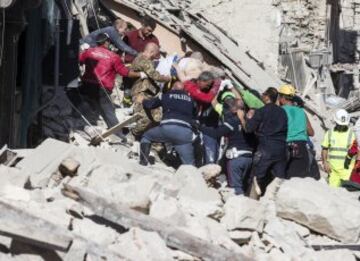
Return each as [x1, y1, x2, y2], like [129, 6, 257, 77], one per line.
[131, 54, 164, 137]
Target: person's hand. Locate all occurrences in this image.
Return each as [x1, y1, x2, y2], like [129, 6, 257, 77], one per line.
[323, 161, 332, 174]
[140, 72, 148, 79]
[247, 109, 255, 119]
[344, 155, 352, 169]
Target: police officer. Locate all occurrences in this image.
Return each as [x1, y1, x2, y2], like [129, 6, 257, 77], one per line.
[322, 109, 355, 187]
[139, 81, 196, 166]
[237, 87, 288, 195]
[201, 97, 256, 195]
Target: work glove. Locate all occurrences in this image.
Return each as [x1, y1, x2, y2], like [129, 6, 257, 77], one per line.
[140, 72, 148, 79]
[219, 79, 233, 92]
[344, 155, 352, 169]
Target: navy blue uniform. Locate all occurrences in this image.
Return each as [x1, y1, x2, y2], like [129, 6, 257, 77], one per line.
[245, 103, 288, 193]
[201, 110, 256, 194]
[142, 90, 196, 165]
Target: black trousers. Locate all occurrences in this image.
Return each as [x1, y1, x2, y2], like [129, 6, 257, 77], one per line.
[249, 148, 287, 195]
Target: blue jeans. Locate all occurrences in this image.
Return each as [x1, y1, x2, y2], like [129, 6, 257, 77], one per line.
[141, 124, 195, 165]
[203, 134, 219, 164]
[227, 156, 253, 195]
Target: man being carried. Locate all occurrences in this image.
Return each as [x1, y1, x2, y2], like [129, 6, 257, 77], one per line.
[131, 42, 171, 138]
[81, 19, 137, 57]
[78, 33, 143, 139]
[140, 81, 196, 166]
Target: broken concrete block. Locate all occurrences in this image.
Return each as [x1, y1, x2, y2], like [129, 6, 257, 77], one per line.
[275, 178, 360, 243]
[176, 166, 223, 219]
[199, 164, 222, 181]
[181, 216, 243, 253]
[313, 250, 356, 261]
[108, 227, 173, 261]
[221, 196, 266, 232]
[263, 218, 307, 257]
[149, 193, 187, 226]
[86, 165, 157, 211]
[0, 185, 31, 202]
[59, 158, 80, 177]
[0, 165, 29, 188]
[16, 139, 74, 188]
[281, 219, 310, 238]
[72, 219, 118, 246]
[228, 230, 253, 245]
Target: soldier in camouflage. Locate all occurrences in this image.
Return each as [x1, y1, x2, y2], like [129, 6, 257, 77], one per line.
[130, 42, 171, 138]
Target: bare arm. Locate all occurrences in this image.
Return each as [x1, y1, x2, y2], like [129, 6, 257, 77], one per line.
[306, 114, 315, 137]
[237, 110, 247, 130]
[321, 149, 331, 174]
[174, 64, 186, 82]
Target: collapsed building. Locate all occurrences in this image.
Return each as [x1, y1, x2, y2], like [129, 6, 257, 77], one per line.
[1, 0, 360, 147]
[0, 0, 360, 260]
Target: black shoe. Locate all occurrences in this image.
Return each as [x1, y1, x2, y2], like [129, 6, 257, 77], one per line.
[139, 143, 151, 166]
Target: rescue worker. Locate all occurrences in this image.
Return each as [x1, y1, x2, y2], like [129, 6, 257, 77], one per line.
[344, 140, 360, 186]
[131, 42, 171, 138]
[140, 81, 196, 166]
[321, 109, 355, 187]
[278, 85, 315, 178]
[80, 19, 137, 56]
[78, 33, 143, 138]
[123, 16, 160, 63]
[201, 97, 256, 195]
[237, 87, 288, 195]
[176, 70, 221, 164]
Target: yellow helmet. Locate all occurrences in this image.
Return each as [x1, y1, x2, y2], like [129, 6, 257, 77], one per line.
[279, 84, 296, 96]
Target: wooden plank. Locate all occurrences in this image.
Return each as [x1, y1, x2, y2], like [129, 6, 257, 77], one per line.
[0, 199, 73, 252]
[63, 184, 252, 261]
[90, 113, 142, 146]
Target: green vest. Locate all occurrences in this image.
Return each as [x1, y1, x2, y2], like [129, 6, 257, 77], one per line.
[283, 105, 308, 142]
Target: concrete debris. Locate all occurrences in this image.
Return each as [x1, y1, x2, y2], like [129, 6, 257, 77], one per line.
[0, 138, 360, 260]
[59, 158, 80, 177]
[274, 178, 360, 243]
[313, 250, 356, 261]
[221, 196, 266, 232]
[109, 227, 173, 261]
[175, 166, 224, 219]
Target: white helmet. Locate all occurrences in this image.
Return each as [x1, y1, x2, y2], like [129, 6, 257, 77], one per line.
[334, 109, 350, 126]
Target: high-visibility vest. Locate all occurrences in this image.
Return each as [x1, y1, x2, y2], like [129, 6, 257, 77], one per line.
[327, 129, 354, 162]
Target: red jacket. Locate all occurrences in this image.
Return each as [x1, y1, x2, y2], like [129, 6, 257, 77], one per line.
[123, 29, 160, 63]
[184, 79, 221, 105]
[79, 46, 129, 91]
[347, 141, 360, 184]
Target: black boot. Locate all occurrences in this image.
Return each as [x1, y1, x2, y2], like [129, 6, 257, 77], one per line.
[139, 143, 151, 166]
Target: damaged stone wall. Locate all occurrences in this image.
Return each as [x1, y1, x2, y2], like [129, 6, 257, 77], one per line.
[190, 0, 328, 76]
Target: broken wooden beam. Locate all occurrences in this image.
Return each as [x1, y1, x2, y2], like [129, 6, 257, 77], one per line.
[63, 184, 251, 261]
[90, 113, 142, 146]
[0, 199, 73, 252]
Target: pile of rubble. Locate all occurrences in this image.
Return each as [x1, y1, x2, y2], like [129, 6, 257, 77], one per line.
[0, 138, 359, 260]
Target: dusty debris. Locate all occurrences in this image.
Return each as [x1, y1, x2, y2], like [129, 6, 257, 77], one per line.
[274, 178, 360, 243]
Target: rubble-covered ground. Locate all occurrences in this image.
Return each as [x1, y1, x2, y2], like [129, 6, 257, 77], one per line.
[0, 137, 359, 260]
